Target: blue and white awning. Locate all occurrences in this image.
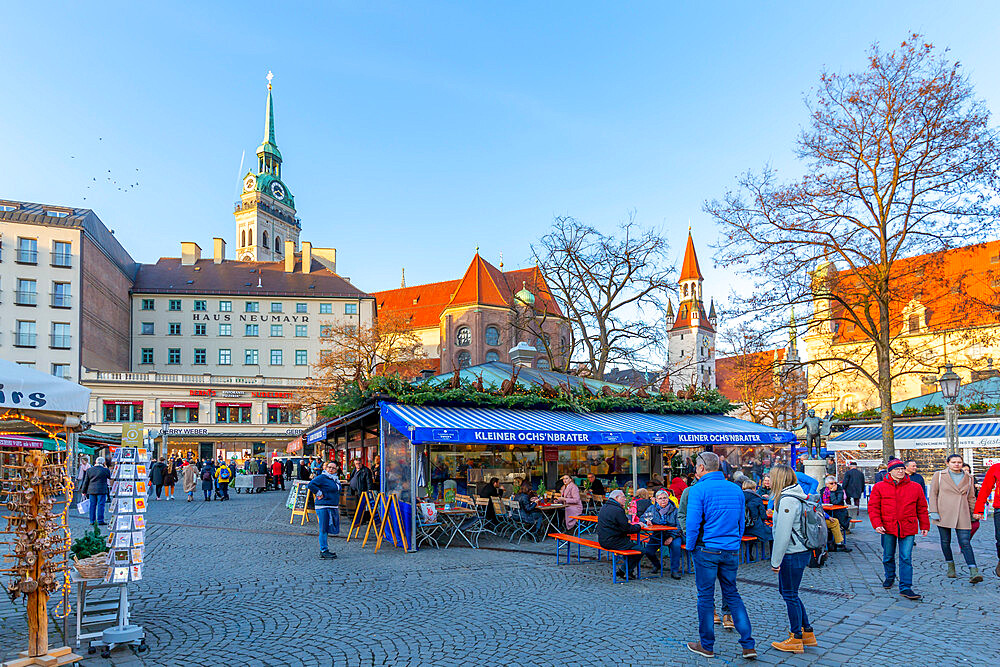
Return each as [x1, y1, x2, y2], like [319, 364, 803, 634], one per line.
[379, 402, 795, 446]
[828, 419, 1000, 450]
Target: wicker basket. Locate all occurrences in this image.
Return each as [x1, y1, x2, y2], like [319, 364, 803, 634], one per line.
[73, 553, 108, 580]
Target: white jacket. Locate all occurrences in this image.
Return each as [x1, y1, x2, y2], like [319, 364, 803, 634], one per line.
[770, 485, 810, 568]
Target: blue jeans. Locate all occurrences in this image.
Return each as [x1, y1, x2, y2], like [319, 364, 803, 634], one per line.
[317, 507, 340, 552]
[993, 512, 1000, 559]
[692, 547, 754, 651]
[644, 535, 683, 573]
[523, 511, 545, 536]
[777, 550, 811, 635]
[881, 533, 915, 589]
[88, 494, 107, 525]
[938, 526, 976, 566]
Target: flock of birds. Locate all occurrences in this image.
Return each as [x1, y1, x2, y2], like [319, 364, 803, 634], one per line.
[70, 137, 141, 201]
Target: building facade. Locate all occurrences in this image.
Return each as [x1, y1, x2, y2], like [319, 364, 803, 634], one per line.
[373, 253, 570, 374]
[665, 232, 717, 391]
[0, 200, 137, 381]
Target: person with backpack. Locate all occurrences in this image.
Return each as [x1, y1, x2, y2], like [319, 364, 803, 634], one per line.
[215, 460, 233, 500]
[768, 464, 822, 654]
[868, 458, 929, 600]
[200, 460, 215, 501]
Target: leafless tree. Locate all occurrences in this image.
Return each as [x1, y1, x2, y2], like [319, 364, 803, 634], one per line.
[531, 212, 673, 380]
[706, 36, 1000, 461]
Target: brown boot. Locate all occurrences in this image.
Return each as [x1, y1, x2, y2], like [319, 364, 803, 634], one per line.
[714, 611, 721, 625]
[801, 630, 818, 647]
[722, 614, 735, 630]
[771, 634, 805, 653]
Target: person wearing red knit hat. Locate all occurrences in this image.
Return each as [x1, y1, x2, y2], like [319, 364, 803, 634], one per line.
[973, 461, 1000, 578]
[868, 458, 929, 600]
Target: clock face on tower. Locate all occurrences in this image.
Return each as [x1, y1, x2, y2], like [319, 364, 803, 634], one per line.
[244, 175, 256, 191]
[270, 181, 286, 200]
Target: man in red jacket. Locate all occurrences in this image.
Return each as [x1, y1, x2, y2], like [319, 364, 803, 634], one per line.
[271, 458, 286, 491]
[973, 462, 1000, 577]
[868, 459, 929, 600]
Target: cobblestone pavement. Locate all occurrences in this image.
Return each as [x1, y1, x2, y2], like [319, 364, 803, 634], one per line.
[2, 491, 997, 666]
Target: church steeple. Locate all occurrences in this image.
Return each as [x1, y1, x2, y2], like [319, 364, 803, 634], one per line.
[257, 71, 282, 178]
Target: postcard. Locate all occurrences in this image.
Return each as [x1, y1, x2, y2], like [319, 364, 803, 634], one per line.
[135, 481, 147, 496]
[116, 514, 132, 531]
[112, 567, 128, 583]
[118, 498, 134, 513]
[131, 531, 144, 547]
[137, 448, 148, 461]
[129, 565, 142, 581]
[136, 464, 147, 478]
[114, 533, 131, 549]
[112, 549, 129, 564]
[134, 497, 147, 513]
[118, 482, 135, 496]
[120, 447, 136, 462]
[130, 548, 143, 564]
[132, 515, 145, 530]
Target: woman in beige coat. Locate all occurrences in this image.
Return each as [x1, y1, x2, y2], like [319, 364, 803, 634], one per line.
[928, 454, 983, 583]
[182, 461, 199, 502]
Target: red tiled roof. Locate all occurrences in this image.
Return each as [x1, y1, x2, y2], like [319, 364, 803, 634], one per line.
[679, 232, 703, 281]
[826, 241, 1000, 345]
[372, 279, 460, 329]
[716, 348, 788, 402]
[670, 300, 714, 332]
[448, 254, 509, 308]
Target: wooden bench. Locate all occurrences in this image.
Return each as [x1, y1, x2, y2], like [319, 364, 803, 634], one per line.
[550, 533, 642, 583]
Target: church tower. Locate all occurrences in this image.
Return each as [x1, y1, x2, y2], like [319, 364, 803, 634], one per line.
[666, 232, 716, 391]
[234, 72, 300, 262]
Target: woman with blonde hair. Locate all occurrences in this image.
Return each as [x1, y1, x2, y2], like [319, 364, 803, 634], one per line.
[768, 464, 819, 654]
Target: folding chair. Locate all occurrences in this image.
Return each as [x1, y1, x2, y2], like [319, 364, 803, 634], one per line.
[416, 515, 442, 549]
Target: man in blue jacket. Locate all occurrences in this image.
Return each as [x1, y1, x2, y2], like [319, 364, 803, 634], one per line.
[684, 452, 756, 660]
[307, 461, 342, 559]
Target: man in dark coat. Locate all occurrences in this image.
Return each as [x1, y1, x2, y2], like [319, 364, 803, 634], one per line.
[149, 458, 167, 500]
[81, 457, 112, 525]
[596, 489, 640, 578]
[586, 474, 605, 496]
[297, 458, 312, 481]
[843, 461, 866, 509]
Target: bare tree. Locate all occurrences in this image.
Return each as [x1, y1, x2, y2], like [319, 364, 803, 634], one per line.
[706, 36, 1000, 461]
[531, 213, 673, 380]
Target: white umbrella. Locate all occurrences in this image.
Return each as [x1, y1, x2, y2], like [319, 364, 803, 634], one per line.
[0, 357, 90, 415]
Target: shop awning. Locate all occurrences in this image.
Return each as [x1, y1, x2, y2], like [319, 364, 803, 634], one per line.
[828, 419, 1000, 450]
[379, 402, 795, 446]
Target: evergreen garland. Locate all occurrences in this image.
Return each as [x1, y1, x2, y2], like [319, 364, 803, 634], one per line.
[319, 374, 732, 419]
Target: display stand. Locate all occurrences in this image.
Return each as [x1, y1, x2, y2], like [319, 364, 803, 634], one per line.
[346, 492, 408, 553]
[289, 488, 315, 525]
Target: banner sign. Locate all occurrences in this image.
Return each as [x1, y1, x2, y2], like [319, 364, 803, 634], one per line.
[0, 435, 43, 449]
[305, 425, 327, 445]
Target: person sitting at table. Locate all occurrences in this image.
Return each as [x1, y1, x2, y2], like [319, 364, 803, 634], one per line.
[742, 479, 772, 545]
[669, 475, 688, 501]
[819, 477, 852, 553]
[597, 489, 642, 580]
[587, 474, 605, 496]
[560, 475, 583, 531]
[821, 475, 850, 538]
[631, 488, 653, 521]
[514, 483, 546, 539]
[640, 489, 682, 579]
[758, 475, 772, 500]
[479, 477, 504, 523]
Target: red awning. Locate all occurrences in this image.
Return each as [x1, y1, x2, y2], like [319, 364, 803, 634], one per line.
[216, 403, 251, 407]
[104, 400, 143, 406]
[286, 437, 303, 453]
[162, 401, 199, 408]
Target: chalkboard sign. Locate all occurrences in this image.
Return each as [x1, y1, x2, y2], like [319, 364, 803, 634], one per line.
[289, 480, 315, 525]
[285, 481, 302, 510]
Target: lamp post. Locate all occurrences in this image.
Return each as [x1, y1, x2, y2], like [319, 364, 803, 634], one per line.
[938, 362, 961, 453]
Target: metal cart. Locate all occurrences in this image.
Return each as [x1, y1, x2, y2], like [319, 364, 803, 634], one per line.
[234, 473, 266, 493]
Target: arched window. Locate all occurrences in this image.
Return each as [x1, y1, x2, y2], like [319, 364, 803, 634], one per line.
[275, 235, 282, 253]
[240, 229, 246, 247]
[457, 350, 471, 369]
[485, 326, 499, 346]
[683, 284, 689, 296]
[456, 326, 471, 347]
[485, 350, 500, 363]
[536, 357, 550, 370]
[262, 231, 269, 248]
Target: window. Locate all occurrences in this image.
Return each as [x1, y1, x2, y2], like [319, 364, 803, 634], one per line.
[319, 303, 332, 314]
[270, 349, 283, 365]
[168, 299, 182, 311]
[295, 325, 307, 337]
[274, 236, 282, 253]
[51, 364, 69, 379]
[215, 405, 251, 424]
[16, 238, 37, 264]
[456, 350, 471, 369]
[908, 314, 920, 333]
[141, 299, 155, 311]
[194, 323, 206, 336]
[219, 349, 232, 365]
[219, 300, 232, 312]
[536, 357, 551, 370]
[167, 348, 181, 364]
[141, 348, 153, 364]
[267, 405, 300, 424]
[50, 323, 71, 349]
[262, 231, 269, 248]
[193, 300, 207, 311]
[456, 326, 471, 347]
[240, 230, 245, 247]
[45, 210, 69, 218]
[104, 402, 142, 422]
[245, 302, 259, 313]
[485, 350, 500, 363]
[52, 241, 72, 267]
[15, 321, 36, 347]
[168, 323, 181, 336]
[245, 324, 259, 337]
[51, 282, 71, 308]
[295, 349, 308, 365]
[193, 348, 207, 365]
[245, 349, 259, 365]
[15, 279, 37, 305]
[270, 302, 282, 313]
[219, 323, 232, 336]
[319, 324, 332, 338]
[485, 326, 500, 346]
[140, 322, 154, 335]
[345, 303, 358, 314]
[296, 303, 307, 313]
[161, 406, 198, 423]
[270, 324, 283, 337]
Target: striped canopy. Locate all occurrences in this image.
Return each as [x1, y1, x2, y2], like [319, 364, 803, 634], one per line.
[828, 420, 1000, 450]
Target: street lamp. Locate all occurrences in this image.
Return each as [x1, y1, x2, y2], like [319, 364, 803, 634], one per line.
[938, 362, 961, 453]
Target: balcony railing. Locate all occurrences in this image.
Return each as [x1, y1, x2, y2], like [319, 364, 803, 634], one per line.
[15, 291, 37, 306]
[16, 250, 38, 264]
[51, 293, 72, 308]
[50, 334, 72, 349]
[51, 252, 73, 267]
[81, 369, 306, 387]
[14, 333, 37, 347]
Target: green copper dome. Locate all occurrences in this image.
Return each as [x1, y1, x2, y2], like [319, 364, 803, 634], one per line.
[515, 282, 535, 306]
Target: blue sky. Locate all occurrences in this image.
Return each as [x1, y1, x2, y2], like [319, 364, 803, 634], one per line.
[3, 2, 999, 302]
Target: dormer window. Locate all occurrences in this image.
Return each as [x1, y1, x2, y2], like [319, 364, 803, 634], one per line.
[908, 314, 920, 333]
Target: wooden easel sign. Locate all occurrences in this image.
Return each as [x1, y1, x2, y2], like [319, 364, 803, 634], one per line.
[289, 484, 315, 525]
